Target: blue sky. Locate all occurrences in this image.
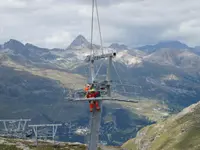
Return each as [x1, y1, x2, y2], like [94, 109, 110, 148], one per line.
[0, 0, 199, 48]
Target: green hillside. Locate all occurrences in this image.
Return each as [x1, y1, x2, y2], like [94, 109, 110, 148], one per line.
[0, 137, 87, 150]
[0, 136, 122, 150]
[122, 101, 200, 150]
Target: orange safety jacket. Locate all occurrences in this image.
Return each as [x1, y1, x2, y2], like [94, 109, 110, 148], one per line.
[84, 86, 90, 92]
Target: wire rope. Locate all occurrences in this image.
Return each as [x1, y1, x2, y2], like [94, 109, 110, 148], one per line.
[112, 61, 126, 93]
[90, 0, 95, 56]
[94, 60, 104, 79]
[95, 0, 104, 54]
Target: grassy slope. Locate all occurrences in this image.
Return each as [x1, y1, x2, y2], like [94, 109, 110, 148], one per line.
[0, 137, 87, 150]
[0, 66, 88, 122]
[115, 99, 169, 122]
[0, 54, 86, 89]
[0, 137, 122, 150]
[0, 55, 89, 122]
[122, 101, 200, 150]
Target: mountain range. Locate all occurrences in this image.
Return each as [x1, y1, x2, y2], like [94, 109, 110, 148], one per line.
[0, 35, 200, 145]
[1, 36, 200, 70]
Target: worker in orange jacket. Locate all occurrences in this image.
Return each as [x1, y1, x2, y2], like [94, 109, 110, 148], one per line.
[84, 84, 100, 112]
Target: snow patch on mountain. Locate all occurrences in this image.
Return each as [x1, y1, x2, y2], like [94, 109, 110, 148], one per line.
[143, 48, 200, 69]
[161, 74, 179, 81]
[2, 36, 200, 70]
[109, 43, 128, 51]
[115, 50, 142, 66]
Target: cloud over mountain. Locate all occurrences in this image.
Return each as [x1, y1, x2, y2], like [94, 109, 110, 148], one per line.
[0, 0, 200, 48]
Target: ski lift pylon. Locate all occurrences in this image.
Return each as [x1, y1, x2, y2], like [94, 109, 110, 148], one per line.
[65, 0, 138, 149]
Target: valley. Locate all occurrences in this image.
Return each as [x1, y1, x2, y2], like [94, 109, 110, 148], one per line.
[0, 36, 200, 146]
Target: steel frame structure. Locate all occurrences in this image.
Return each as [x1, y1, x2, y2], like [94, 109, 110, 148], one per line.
[0, 119, 31, 138]
[68, 52, 138, 150]
[28, 124, 62, 145]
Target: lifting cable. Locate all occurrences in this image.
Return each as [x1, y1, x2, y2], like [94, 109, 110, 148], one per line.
[94, 60, 104, 79]
[90, 0, 104, 56]
[112, 61, 126, 93]
[95, 0, 104, 54]
[89, 0, 126, 95]
[90, 0, 124, 85]
[89, 0, 104, 81]
[90, 0, 95, 56]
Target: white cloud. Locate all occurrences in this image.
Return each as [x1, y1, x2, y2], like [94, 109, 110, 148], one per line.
[0, 0, 200, 48]
[44, 31, 72, 48]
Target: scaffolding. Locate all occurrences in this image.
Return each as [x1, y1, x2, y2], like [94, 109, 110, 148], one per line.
[28, 124, 62, 145]
[0, 119, 31, 138]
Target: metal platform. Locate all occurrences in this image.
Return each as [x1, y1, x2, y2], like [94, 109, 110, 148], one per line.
[67, 97, 138, 103]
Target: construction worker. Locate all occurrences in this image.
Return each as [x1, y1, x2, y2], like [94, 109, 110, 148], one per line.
[84, 84, 91, 95]
[84, 84, 100, 112]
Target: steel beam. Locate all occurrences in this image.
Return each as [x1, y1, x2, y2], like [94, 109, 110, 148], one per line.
[88, 108, 101, 150]
[68, 97, 138, 103]
[28, 124, 62, 146]
[28, 124, 62, 127]
[0, 119, 31, 122]
[85, 52, 116, 62]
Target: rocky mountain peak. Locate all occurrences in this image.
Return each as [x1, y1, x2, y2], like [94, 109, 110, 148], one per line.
[156, 40, 189, 49]
[67, 34, 90, 50]
[192, 46, 200, 55]
[138, 40, 189, 53]
[75, 34, 88, 42]
[25, 43, 36, 48]
[3, 39, 29, 56]
[25, 43, 49, 52]
[144, 48, 200, 68]
[195, 46, 200, 49]
[109, 43, 128, 51]
[4, 39, 25, 50]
